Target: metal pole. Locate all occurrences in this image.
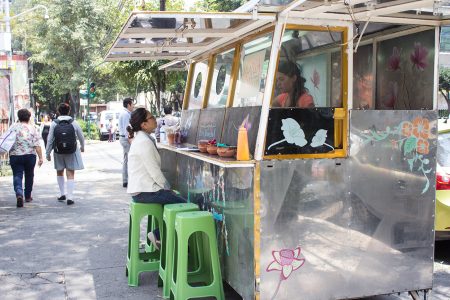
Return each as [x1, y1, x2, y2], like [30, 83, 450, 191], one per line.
[4, 0, 14, 125]
[86, 79, 91, 139]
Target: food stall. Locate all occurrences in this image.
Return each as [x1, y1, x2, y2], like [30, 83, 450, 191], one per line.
[105, 1, 445, 299]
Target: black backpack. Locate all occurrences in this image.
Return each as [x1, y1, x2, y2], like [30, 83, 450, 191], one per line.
[53, 119, 77, 154]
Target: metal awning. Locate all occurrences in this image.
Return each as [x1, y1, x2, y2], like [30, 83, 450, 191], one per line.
[105, 0, 450, 64]
[104, 11, 276, 62]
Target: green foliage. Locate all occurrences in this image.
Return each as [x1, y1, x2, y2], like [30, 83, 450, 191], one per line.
[77, 119, 99, 140]
[193, 0, 245, 11]
[141, 0, 184, 10]
[11, 0, 126, 114]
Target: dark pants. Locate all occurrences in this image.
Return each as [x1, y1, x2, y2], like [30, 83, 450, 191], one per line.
[132, 189, 186, 240]
[10, 154, 37, 199]
[132, 189, 186, 205]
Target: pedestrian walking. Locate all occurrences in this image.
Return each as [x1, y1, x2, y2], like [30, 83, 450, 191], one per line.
[40, 114, 52, 149]
[127, 107, 185, 249]
[118, 97, 134, 188]
[107, 119, 113, 142]
[45, 103, 85, 205]
[8, 108, 44, 207]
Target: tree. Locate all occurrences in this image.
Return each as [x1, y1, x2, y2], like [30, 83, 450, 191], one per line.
[11, 0, 125, 116]
[439, 67, 450, 115]
[193, 0, 245, 12]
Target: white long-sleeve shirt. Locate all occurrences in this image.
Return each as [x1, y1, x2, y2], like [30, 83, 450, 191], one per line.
[127, 130, 169, 194]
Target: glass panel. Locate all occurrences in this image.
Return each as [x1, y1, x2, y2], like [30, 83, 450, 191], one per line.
[188, 61, 209, 110]
[233, 33, 273, 107]
[272, 29, 343, 108]
[353, 44, 374, 109]
[207, 48, 235, 108]
[376, 30, 434, 110]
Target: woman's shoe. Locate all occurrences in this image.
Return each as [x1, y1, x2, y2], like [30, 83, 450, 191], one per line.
[57, 195, 66, 201]
[147, 232, 161, 250]
[16, 196, 23, 208]
[67, 199, 75, 205]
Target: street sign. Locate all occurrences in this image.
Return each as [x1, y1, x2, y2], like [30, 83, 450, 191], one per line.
[80, 89, 88, 99]
[80, 98, 88, 105]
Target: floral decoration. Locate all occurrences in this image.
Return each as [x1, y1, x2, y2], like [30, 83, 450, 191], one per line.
[266, 246, 305, 300]
[267, 118, 332, 151]
[362, 116, 433, 194]
[388, 47, 401, 71]
[410, 42, 428, 71]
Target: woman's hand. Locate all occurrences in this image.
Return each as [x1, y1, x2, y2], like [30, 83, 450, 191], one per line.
[38, 158, 43, 167]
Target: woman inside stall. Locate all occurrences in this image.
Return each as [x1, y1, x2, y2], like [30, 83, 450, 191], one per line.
[126, 107, 186, 249]
[273, 60, 315, 108]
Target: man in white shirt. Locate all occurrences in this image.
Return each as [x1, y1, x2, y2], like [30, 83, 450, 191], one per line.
[155, 105, 180, 142]
[118, 97, 134, 187]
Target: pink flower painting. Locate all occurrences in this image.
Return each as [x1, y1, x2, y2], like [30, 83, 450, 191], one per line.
[410, 42, 428, 71]
[388, 47, 401, 71]
[383, 81, 398, 108]
[310, 69, 320, 89]
[266, 246, 305, 299]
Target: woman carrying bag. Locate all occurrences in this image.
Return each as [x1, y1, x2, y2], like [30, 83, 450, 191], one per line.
[8, 109, 43, 207]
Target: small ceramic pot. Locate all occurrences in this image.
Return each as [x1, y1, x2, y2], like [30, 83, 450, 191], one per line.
[217, 146, 237, 158]
[206, 144, 218, 155]
[198, 140, 209, 153]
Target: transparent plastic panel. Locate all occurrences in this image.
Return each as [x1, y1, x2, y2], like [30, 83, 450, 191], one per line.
[207, 48, 235, 108]
[160, 153, 255, 299]
[259, 110, 436, 299]
[233, 33, 273, 107]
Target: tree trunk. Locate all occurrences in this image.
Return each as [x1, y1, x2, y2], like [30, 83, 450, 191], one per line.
[160, 0, 166, 11]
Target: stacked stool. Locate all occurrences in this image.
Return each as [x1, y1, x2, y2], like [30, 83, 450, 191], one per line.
[170, 211, 225, 300]
[126, 202, 164, 286]
[159, 203, 199, 298]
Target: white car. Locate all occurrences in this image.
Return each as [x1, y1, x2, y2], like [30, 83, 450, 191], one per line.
[98, 110, 120, 141]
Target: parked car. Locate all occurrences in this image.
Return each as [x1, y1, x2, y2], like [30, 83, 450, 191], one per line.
[436, 119, 450, 240]
[98, 110, 120, 141]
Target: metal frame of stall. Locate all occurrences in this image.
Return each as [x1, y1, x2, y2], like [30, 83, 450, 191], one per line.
[106, 1, 449, 299]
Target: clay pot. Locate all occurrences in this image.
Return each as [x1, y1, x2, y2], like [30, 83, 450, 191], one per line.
[206, 144, 218, 155]
[217, 146, 237, 158]
[198, 140, 209, 153]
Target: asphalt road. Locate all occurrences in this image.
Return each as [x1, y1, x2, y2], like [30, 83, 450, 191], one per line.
[0, 140, 448, 300]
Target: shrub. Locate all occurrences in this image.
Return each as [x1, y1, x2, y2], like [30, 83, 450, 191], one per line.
[77, 119, 99, 140]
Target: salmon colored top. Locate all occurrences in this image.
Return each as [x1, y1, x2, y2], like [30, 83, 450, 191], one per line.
[276, 92, 315, 108]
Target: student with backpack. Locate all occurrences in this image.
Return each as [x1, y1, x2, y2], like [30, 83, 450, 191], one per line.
[45, 103, 85, 205]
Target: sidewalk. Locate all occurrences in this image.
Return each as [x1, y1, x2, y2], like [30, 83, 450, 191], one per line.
[0, 141, 162, 299]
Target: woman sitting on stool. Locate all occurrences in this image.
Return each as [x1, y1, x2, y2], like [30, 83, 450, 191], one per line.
[126, 107, 186, 249]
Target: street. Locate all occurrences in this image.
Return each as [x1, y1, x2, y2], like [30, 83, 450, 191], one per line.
[0, 141, 449, 300]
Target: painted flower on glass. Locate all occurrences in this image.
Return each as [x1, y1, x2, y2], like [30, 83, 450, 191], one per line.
[412, 116, 430, 139]
[267, 118, 307, 150]
[401, 121, 413, 137]
[383, 81, 398, 108]
[310, 69, 320, 89]
[388, 47, 401, 71]
[362, 116, 433, 194]
[417, 139, 429, 155]
[266, 246, 305, 299]
[410, 42, 428, 71]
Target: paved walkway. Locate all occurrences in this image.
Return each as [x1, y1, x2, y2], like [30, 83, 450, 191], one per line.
[0, 141, 162, 300]
[0, 141, 448, 300]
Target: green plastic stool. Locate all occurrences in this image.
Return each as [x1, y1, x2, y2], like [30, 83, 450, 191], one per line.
[126, 202, 163, 287]
[159, 203, 199, 298]
[170, 211, 225, 300]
